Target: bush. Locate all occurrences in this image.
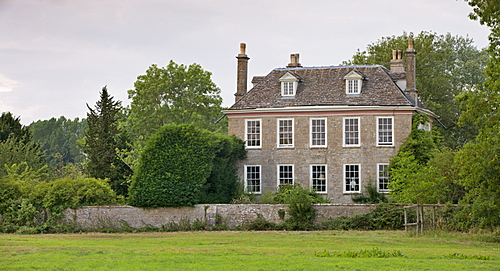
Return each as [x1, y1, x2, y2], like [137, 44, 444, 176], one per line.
[128, 124, 246, 207]
[321, 203, 405, 230]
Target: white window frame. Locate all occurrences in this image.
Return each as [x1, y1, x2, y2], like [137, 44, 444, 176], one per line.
[277, 164, 294, 187]
[343, 117, 360, 147]
[277, 118, 294, 148]
[310, 118, 327, 148]
[281, 81, 297, 96]
[377, 163, 390, 193]
[346, 79, 362, 94]
[377, 116, 394, 146]
[245, 119, 261, 149]
[343, 164, 361, 193]
[310, 164, 327, 194]
[245, 165, 261, 194]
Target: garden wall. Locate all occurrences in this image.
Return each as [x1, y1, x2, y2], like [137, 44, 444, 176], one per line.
[63, 204, 374, 229]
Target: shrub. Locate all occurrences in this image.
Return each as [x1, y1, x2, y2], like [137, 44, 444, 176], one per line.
[321, 203, 405, 230]
[351, 182, 388, 203]
[128, 124, 246, 207]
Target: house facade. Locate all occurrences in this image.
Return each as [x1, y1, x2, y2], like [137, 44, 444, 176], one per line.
[224, 41, 436, 203]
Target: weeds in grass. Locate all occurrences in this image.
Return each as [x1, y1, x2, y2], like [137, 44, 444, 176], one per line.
[315, 247, 405, 258]
[441, 253, 491, 260]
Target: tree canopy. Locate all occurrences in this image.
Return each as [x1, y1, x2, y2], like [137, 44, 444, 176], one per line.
[127, 60, 225, 147]
[345, 31, 488, 148]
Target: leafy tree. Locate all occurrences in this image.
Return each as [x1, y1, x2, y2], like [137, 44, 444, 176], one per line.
[0, 112, 31, 144]
[0, 136, 46, 178]
[345, 31, 488, 148]
[127, 60, 225, 147]
[128, 124, 245, 207]
[83, 86, 132, 196]
[29, 117, 87, 168]
[452, 0, 500, 229]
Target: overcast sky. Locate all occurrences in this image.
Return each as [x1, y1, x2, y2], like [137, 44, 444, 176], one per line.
[0, 0, 491, 124]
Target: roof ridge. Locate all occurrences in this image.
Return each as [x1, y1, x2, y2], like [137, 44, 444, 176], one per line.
[274, 65, 385, 71]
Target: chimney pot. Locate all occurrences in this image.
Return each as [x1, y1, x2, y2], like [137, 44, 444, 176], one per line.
[287, 53, 302, 68]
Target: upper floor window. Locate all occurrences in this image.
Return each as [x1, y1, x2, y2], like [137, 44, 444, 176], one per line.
[344, 70, 364, 95]
[344, 164, 360, 193]
[278, 164, 294, 187]
[310, 118, 326, 147]
[279, 72, 300, 97]
[245, 165, 261, 194]
[311, 164, 327, 193]
[377, 117, 394, 146]
[377, 163, 390, 193]
[343, 117, 360, 147]
[347, 80, 361, 94]
[245, 119, 261, 148]
[277, 118, 294, 148]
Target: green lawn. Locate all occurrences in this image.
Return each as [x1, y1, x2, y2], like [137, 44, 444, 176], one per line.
[1, 231, 498, 270]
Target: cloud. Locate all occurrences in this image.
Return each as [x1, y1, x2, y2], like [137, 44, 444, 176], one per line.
[0, 74, 21, 92]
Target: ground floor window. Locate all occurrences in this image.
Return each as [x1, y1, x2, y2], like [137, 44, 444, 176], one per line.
[344, 164, 360, 193]
[245, 165, 261, 193]
[311, 165, 327, 193]
[278, 164, 294, 187]
[377, 163, 390, 192]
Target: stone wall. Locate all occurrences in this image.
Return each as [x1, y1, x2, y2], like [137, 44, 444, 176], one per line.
[228, 113, 412, 203]
[63, 204, 374, 229]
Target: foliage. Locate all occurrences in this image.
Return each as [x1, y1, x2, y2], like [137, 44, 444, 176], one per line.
[29, 116, 87, 168]
[127, 60, 225, 148]
[128, 124, 245, 207]
[351, 182, 388, 204]
[270, 184, 326, 230]
[451, 0, 500, 229]
[0, 137, 47, 178]
[197, 134, 246, 203]
[315, 247, 404, 258]
[345, 31, 488, 148]
[0, 112, 31, 144]
[321, 203, 406, 231]
[83, 86, 132, 196]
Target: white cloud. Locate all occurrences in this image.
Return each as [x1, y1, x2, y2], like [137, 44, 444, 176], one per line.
[0, 74, 21, 92]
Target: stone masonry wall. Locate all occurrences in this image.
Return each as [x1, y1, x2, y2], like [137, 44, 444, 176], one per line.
[63, 204, 374, 229]
[228, 113, 413, 203]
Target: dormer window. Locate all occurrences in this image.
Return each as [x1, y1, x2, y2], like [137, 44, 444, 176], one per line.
[279, 72, 300, 97]
[344, 70, 364, 95]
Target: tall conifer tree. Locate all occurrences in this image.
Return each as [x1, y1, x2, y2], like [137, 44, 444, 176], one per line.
[83, 86, 131, 195]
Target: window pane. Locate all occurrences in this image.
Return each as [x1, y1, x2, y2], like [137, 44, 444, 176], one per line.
[246, 165, 261, 193]
[278, 119, 293, 146]
[378, 117, 393, 145]
[345, 164, 360, 192]
[311, 119, 326, 146]
[246, 120, 261, 147]
[344, 118, 359, 145]
[378, 164, 389, 192]
[311, 165, 326, 192]
[279, 165, 293, 186]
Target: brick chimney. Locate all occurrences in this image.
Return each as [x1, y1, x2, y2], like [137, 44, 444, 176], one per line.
[286, 53, 302, 68]
[390, 50, 404, 73]
[235, 43, 250, 103]
[405, 39, 418, 106]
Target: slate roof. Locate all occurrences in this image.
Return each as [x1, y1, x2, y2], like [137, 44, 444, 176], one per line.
[229, 65, 415, 110]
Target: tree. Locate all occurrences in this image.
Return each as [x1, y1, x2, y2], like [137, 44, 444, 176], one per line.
[29, 117, 87, 168]
[128, 124, 245, 207]
[0, 113, 46, 178]
[345, 31, 489, 148]
[452, 0, 500, 229]
[0, 112, 32, 144]
[82, 86, 131, 196]
[127, 60, 225, 146]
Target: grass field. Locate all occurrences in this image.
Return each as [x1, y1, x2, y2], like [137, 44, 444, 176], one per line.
[1, 231, 499, 270]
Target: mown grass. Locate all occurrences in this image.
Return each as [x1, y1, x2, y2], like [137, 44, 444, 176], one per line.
[0, 231, 499, 270]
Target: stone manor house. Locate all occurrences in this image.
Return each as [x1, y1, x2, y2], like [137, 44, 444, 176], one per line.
[224, 41, 436, 203]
